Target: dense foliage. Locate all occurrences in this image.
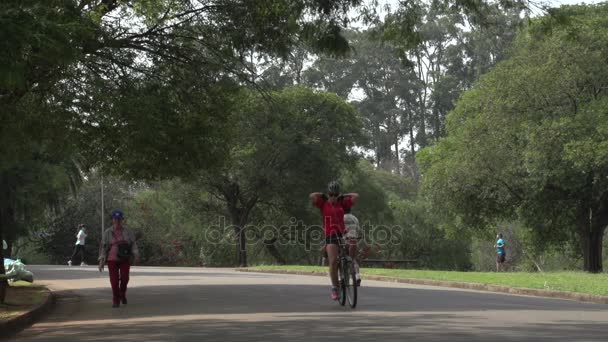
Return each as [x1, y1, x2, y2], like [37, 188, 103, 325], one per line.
[4, 2, 608, 286]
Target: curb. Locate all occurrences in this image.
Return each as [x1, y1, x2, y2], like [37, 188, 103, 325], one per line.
[237, 269, 608, 305]
[1, 287, 55, 338]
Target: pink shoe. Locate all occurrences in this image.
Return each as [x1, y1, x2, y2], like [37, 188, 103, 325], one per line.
[330, 287, 339, 300]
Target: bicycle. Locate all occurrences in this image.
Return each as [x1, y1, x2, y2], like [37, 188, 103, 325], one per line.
[336, 237, 357, 308]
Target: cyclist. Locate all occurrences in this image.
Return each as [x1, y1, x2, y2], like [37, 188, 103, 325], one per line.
[310, 181, 359, 300]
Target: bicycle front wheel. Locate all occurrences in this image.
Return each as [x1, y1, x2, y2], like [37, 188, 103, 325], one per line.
[338, 258, 347, 306]
[345, 261, 358, 308]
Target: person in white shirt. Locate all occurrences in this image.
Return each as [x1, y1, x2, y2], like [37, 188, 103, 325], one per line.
[344, 207, 362, 286]
[2, 239, 8, 258]
[68, 224, 88, 266]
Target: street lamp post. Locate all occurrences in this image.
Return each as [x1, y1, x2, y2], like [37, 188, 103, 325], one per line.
[101, 174, 104, 235]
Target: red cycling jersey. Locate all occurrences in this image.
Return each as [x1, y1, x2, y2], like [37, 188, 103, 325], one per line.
[314, 196, 354, 237]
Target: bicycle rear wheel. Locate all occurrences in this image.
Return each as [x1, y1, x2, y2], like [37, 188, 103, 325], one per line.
[345, 260, 357, 308]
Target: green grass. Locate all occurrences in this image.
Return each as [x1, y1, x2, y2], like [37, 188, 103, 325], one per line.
[248, 265, 608, 297]
[7, 281, 36, 288]
[0, 282, 47, 320]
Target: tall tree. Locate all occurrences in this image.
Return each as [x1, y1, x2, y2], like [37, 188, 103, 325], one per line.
[304, 30, 421, 176]
[350, 31, 419, 175]
[0, 0, 363, 286]
[303, 1, 524, 179]
[198, 87, 365, 266]
[379, 0, 525, 147]
[418, 3, 608, 272]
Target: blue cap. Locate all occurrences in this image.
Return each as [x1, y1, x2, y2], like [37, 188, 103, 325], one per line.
[111, 209, 124, 220]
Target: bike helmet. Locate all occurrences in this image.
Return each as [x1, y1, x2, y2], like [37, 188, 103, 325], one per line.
[327, 180, 340, 195]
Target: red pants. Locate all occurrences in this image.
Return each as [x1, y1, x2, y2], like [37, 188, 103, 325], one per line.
[107, 260, 131, 304]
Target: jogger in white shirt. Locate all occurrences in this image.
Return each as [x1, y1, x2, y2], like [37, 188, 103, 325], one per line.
[68, 224, 88, 266]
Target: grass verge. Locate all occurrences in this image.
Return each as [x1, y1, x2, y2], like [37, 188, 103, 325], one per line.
[248, 265, 608, 297]
[0, 281, 47, 321]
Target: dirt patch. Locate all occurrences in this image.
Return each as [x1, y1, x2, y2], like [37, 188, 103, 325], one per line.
[0, 284, 46, 321]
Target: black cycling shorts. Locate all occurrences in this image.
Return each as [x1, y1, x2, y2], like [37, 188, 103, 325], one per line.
[325, 233, 343, 245]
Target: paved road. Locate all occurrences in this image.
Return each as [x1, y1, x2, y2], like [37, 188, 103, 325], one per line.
[8, 266, 608, 341]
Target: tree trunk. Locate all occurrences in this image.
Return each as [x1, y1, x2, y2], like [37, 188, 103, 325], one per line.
[578, 210, 607, 273]
[434, 108, 442, 141]
[230, 208, 255, 267]
[374, 124, 383, 169]
[407, 111, 415, 158]
[238, 225, 247, 267]
[0, 256, 5, 304]
[230, 213, 248, 267]
[0, 172, 15, 304]
[394, 136, 400, 175]
[0, 214, 6, 304]
[577, 204, 607, 273]
[223, 185, 252, 268]
[263, 238, 286, 265]
[581, 228, 604, 273]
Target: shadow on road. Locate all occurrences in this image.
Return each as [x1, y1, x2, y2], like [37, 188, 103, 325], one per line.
[12, 267, 608, 341]
[45, 282, 608, 318]
[12, 303, 608, 342]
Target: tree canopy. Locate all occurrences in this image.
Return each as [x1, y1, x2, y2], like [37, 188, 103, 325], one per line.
[418, 3, 608, 272]
[8, 0, 605, 277]
[0, 0, 363, 301]
[197, 86, 365, 266]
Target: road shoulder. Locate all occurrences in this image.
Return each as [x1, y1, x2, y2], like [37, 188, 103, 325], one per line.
[0, 285, 54, 338]
[237, 268, 608, 305]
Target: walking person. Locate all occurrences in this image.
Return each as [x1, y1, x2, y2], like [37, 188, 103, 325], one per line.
[98, 209, 140, 308]
[344, 207, 362, 286]
[494, 233, 506, 272]
[68, 224, 88, 266]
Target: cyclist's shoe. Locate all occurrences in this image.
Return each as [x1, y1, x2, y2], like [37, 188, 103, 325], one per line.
[356, 278, 362, 287]
[330, 287, 339, 301]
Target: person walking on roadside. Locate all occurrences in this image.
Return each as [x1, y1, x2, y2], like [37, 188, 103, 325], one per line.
[68, 224, 88, 266]
[344, 207, 362, 286]
[98, 209, 140, 308]
[494, 233, 506, 272]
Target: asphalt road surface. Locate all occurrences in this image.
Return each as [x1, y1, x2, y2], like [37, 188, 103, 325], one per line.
[8, 265, 608, 341]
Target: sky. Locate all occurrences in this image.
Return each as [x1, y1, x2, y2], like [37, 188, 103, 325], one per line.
[377, 0, 606, 8]
[373, 0, 607, 16]
[551, 0, 605, 4]
[360, 1, 607, 28]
